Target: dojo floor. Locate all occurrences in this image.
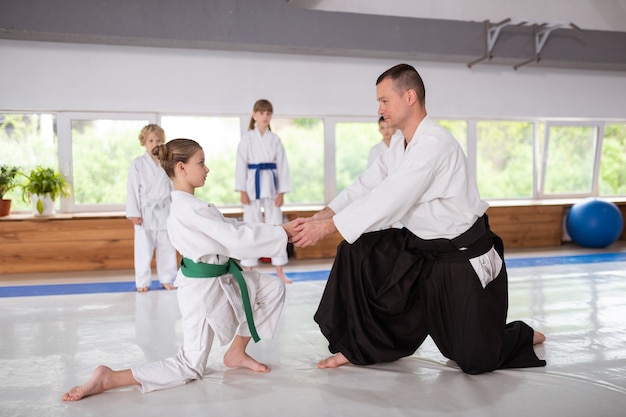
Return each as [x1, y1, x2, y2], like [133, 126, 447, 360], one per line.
[1, 243, 626, 417]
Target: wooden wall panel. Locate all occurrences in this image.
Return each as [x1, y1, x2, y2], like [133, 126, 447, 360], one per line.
[1, 202, 624, 274]
[486, 205, 565, 248]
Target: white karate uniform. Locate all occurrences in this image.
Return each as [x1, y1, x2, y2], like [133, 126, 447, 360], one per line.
[234, 127, 291, 267]
[126, 152, 178, 288]
[329, 116, 500, 280]
[131, 190, 288, 393]
[330, 116, 489, 243]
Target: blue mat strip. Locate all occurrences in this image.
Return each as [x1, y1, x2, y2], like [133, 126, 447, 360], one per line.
[2, 252, 625, 298]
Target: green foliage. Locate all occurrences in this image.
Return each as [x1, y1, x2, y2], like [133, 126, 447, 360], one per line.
[543, 126, 595, 194]
[274, 118, 325, 204]
[335, 122, 379, 194]
[0, 165, 21, 199]
[70, 119, 146, 205]
[599, 123, 626, 195]
[476, 121, 533, 198]
[21, 166, 71, 202]
[1, 114, 57, 210]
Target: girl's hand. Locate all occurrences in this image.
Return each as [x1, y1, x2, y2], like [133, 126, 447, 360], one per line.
[274, 193, 284, 207]
[240, 191, 250, 205]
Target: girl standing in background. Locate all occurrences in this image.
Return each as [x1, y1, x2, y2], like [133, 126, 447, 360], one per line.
[126, 124, 178, 291]
[235, 99, 292, 284]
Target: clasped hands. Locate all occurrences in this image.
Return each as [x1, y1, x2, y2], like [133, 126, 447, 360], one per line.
[282, 216, 336, 248]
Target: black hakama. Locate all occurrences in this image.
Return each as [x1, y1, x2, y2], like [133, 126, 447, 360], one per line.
[314, 216, 546, 374]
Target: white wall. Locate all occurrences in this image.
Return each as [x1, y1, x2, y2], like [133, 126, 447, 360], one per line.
[2, 39, 626, 120]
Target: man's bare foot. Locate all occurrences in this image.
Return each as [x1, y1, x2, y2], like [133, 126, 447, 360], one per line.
[161, 283, 176, 290]
[136, 287, 148, 292]
[317, 352, 351, 369]
[533, 331, 546, 345]
[223, 351, 270, 372]
[61, 366, 113, 401]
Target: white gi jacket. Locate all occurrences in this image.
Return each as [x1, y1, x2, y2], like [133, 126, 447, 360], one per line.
[234, 127, 291, 199]
[167, 191, 288, 345]
[330, 116, 489, 244]
[126, 152, 173, 230]
[367, 141, 389, 168]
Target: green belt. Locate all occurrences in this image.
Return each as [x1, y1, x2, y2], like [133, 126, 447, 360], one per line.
[180, 257, 260, 343]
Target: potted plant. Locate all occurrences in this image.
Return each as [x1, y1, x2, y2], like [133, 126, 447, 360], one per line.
[0, 165, 21, 216]
[21, 166, 72, 216]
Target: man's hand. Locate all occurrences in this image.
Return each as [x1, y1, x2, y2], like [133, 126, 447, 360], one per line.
[291, 217, 337, 248]
[129, 217, 142, 226]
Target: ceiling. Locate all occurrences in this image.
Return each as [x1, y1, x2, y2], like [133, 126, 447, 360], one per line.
[290, 0, 626, 32]
[1, 0, 626, 71]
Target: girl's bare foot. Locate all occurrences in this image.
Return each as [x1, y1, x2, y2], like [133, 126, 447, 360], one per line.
[61, 366, 113, 401]
[318, 352, 351, 369]
[533, 331, 546, 345]
[223, 350, 270, 372]
[277, 273, 292, 284]
[137, 287, 149, 292]
[62, 366, 138, 402]
[275, 266, 292, 284]
[161, 283, 176, 290]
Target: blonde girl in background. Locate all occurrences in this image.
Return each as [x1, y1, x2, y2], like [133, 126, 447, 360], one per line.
[63, 138, 294, 401]
[126, 124, 178, 291]
[235, 99, 292, 284]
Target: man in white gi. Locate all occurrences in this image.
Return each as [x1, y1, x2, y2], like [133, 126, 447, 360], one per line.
[291, 63, 547, 374]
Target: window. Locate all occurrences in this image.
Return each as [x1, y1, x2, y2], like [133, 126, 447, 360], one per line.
[0, 113, 58, 211]
[273, 117, 325, 205]
[476, 120, 534, 199]
[599, 123, 626, 196]
[59, 113, 155, 211]
[540, 123, 601, 196]
[335, 121, 380, 195]
[161, 115, 241, 206]
[2, 111, 626, 215]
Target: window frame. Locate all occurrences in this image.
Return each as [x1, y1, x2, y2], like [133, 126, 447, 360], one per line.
[537, 120, 605, 199]
[57, 112, 158, 212]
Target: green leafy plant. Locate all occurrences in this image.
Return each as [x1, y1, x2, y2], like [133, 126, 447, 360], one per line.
[21, 166, 72, 203]
[0, 165, 21, 199]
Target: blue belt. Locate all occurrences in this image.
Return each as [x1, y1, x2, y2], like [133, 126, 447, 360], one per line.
[248, 163, 277, 200]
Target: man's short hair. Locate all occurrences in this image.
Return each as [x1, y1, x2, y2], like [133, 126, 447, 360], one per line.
[376, 64, 426, 105]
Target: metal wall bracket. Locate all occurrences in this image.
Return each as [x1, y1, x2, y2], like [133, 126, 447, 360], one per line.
[468, 19, 582, 70]
[513, 22, 582, 70]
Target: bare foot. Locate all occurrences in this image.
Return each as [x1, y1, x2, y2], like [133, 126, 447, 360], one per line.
[533, 331, 546, 345]
[223, 351, 270, 372]
[136, 287, 149, 292]
[275, 265, 292, 284]
[61, 366, 113, 401]
[276, 273, 292, 284]
[161, 283, 176, 290]
[317, 352, 351, 369]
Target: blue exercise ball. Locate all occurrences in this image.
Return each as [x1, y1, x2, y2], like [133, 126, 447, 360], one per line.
[566, 198, 624, 248]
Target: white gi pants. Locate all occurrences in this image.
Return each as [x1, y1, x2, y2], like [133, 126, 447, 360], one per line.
[240, 198, 288, 267]
[131, 269, 285, 393]
[133, 226, 178, 288]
